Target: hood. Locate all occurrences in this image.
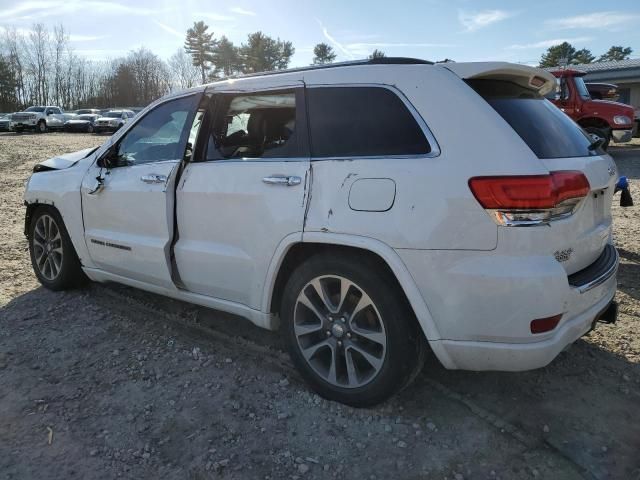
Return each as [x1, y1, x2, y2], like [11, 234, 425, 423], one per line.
[36, 147, 97, 171]
[584, 99, 635, 118]
[66, 119, 92, 124]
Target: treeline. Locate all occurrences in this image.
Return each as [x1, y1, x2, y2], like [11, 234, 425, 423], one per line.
[539, 43, 634, 68]
[0, 21, 345, 112]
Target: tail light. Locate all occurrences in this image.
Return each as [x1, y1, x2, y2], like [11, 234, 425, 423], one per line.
[468, 171, 590, 226]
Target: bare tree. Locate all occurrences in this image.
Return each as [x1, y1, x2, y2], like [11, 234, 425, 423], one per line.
[26, 24, 51, 104]
[52, 25, 68, 106]
[168, 49, 200, 89]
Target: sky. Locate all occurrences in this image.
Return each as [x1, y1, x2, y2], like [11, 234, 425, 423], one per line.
[1, 0, 639, 66]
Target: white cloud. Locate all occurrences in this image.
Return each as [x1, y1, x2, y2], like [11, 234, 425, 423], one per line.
[197, 12, 235, 22]
[0, 25, 107, 42]
[229, 7, 256, 16]
[546, 11, 640, 30]
[458, 9, 515, 32]
[317, 19, 355, 59]
[507, 37, 593, 50]
[153, 20, 183, 39]
[0, 1, 166, 23]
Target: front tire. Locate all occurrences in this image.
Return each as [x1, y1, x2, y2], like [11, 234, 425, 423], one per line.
[37, 120, 47, 133]
[281, 253, 425, 407]
[28, 206, 87, 290]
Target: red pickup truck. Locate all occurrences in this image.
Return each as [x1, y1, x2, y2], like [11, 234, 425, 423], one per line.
[548, 68, 634, 149]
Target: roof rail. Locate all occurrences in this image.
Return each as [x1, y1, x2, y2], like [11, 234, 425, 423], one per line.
[222, 57, 433, 81]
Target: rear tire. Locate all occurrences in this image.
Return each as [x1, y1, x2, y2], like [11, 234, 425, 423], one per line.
[87, 124, 94, 133]
[584, 127, 610, 151]
[28, 206, 87, 291]
[280, 252, 425, 407]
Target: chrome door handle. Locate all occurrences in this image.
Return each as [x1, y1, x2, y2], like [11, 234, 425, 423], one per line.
[262, 175, 301, 186]
[140, 174, 167, 184]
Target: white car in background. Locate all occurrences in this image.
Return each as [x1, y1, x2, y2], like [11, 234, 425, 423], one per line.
[94, 110, 135, 133]
[22, 59, 619, 406]
[10, 106, 68, 133]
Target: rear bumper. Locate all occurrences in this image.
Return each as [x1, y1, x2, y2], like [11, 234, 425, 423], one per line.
[611, 128, 632, 143]
[398, 244, 619, 371]
[429, 285, 616, 371]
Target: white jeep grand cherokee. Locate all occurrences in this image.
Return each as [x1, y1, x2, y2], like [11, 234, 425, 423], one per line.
[24, 58, 619, 406]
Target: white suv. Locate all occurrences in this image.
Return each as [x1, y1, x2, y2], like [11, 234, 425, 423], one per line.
[23, 59, 619, 406]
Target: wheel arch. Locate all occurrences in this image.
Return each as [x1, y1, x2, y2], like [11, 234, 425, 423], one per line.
[263, 232, 443, 343]
[24, 171, 94, 269]
[578, 116, 611, 131]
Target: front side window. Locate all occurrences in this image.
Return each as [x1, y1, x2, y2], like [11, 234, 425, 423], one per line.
[306, 86, 431, 158]
[205, 91, 302, 160]
[113, 95, 198, 166]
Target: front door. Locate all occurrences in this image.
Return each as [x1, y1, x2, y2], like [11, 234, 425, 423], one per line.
[174, 84, 310, 310]
[81, 93, 200, 288]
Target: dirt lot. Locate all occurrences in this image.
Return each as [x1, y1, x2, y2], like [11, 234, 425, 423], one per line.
[1, 132, 639, 480]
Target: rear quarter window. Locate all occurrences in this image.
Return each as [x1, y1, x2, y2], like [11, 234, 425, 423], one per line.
[467, 79, 594, 159]
[306, 86, 431, 158]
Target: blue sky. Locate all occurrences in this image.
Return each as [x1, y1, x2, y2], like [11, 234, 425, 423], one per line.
[1, 0, 639, 66]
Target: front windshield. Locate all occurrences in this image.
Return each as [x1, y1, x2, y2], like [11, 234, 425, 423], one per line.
[26, 106, 45, 112]
[574, 77, 591, 100]
[105, 112, 123, 118]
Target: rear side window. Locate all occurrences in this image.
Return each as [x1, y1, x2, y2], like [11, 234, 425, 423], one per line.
[467, 79, 593, 159]
[306, 87, 430, 158]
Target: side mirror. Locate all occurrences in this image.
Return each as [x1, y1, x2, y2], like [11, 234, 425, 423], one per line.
[97, 147, 118, 168]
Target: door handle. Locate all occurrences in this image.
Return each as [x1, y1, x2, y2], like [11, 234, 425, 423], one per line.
[262, 175, 301, 186]
[140, 174, 167, 184]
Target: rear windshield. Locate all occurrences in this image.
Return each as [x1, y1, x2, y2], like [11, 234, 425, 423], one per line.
[467, 79, 594, 159]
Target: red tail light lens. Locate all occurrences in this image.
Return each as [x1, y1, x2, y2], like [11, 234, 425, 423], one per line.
[469, 171, 590, 226]
[530, 314, 562, 334]
[469, 171, 590, 209]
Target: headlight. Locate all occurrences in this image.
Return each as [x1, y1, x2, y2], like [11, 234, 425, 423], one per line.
[613, 115, 631, 125]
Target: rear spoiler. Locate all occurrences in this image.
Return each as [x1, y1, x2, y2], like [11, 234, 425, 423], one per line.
[439, 62, 556, 96]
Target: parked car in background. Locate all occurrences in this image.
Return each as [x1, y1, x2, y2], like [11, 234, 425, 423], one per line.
[74, 108, 102, 116]
[547, 69, 634, 150]
[0, 113, 12, 131]
[23, 59, 620, 406]
[64, 114, 100, 133]
[94, 110, 135, 133]
[10, 106, 68, 133]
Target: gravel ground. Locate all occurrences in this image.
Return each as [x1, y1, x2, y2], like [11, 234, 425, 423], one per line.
[1, 132, 639, 480]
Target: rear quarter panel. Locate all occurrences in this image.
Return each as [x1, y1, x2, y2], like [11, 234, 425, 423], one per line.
[302, 65, 548, 250]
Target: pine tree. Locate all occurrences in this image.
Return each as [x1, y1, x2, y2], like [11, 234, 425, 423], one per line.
[184, 21, 217, 84]
[312, 43, 337, 64]
[573, 48, 595, 65]
[239, 32, 295, 73]
[598, 46, 633, 62]
[213, 36, 240, 77]
[369, 49, 386, 60]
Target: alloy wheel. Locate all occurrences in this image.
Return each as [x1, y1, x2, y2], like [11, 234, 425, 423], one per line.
[32, 214, 63, 281]
[293, 275, 387, 388]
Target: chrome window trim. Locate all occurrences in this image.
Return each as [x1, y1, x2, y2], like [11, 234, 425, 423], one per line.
[305, 83, 441, 160]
